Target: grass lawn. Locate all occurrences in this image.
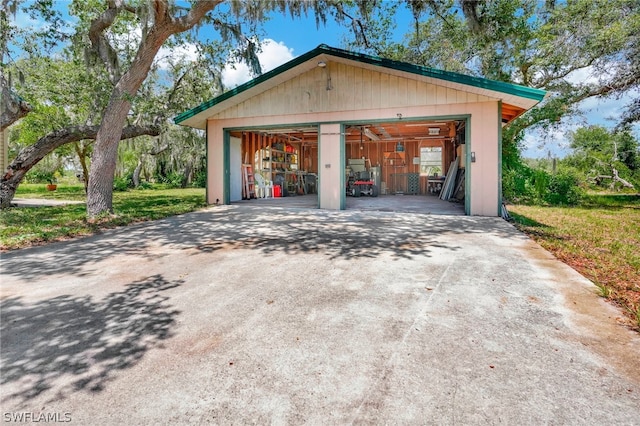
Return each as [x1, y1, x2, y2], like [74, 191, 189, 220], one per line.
[1, 184, 206, 251]
[509, 193, 640, 330]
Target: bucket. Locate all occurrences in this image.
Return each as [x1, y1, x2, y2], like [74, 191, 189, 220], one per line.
[273, 185, 282, 197]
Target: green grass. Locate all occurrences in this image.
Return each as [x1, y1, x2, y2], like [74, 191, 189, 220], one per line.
[509, 193, 640, 330]
[1, 184, 206, 250]
[13, 183, 88, 200]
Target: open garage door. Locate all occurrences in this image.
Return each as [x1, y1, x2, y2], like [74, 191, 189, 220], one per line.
[342, 119, 467, 215]
[228, 118, 467, 215]
[228, 126, 320, 208]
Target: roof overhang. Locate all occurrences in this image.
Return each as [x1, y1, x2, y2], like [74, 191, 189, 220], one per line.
[175, 44, 547, 129]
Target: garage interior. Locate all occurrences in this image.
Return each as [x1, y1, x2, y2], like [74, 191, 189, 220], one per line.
[232, 118, 467, 212]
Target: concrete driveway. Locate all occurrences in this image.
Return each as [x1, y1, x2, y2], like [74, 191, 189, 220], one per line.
[1, 205, 639, 424]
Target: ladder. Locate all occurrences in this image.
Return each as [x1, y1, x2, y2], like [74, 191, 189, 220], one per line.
[296, 171, 307, 195]
[242, 164, 255, 199]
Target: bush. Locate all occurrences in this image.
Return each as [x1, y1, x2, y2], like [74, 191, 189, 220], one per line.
[135, 181, 153, 190]
[113, 175, 133, 191]
[158, 172, 184, 189]
[26, 170, 55, 184]
[503, 163, 542, 204]
[544, 168, 584, 205]
[192, 169, 206, 188]
[503, 162, 584, 206]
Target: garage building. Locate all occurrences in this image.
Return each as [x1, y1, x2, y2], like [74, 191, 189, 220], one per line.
[175, 44, 546, 216]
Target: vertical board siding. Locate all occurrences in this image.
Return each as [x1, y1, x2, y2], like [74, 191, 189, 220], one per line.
[436, 86, 447, 104]
[407, 79, 418, 106]
[362, 68, 372, 108]
[426, 84, 436, 105]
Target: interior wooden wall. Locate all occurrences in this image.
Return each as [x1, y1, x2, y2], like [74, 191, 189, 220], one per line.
[238, 131, 461, 195]
[238, 132, 318, 174]
[345, 139, 456, 194]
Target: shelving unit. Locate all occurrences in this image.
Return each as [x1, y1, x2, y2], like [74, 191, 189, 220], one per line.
[255, 143, 298, 195]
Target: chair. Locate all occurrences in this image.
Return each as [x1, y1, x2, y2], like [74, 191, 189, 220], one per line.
[254, 174, 273, 198]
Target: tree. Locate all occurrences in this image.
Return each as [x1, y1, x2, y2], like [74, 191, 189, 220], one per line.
[564, 125, 638, 190]
[78, 1, 228, 216]
[4, 0, 344, 216]
[0, 50, 156, 206]
[0, 73, 30, 130]
[0, 124, 161, 208]
[341, 0, 640, 160]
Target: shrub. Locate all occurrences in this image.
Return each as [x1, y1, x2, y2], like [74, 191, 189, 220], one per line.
[503, 162, 584, 206]
[26, 170, 55, 184]
[544, 168, 584, 205]
[113, 175, 133, 191]
[503, 163, 545, 204]
[192, 169, 207, 188]
[159, 172, 184, 189]
[135, 181, 153, 190]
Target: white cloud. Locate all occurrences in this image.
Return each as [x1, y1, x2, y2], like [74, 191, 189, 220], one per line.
[564, 65, 600, 86]
[578, 89, 639, 125]
[522, 123, 577, 159]
[222, 39, 295, 88]
[155, 43, 199, 70]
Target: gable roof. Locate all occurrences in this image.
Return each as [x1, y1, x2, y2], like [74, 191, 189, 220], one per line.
[175, 44, 546, 129]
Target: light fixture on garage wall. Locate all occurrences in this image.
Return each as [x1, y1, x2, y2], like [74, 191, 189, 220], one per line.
[396, 140, 405, 152]
[318, 61, 332, 90]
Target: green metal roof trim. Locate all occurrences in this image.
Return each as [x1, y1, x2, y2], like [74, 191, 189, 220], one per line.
[174, 44, 547, 125]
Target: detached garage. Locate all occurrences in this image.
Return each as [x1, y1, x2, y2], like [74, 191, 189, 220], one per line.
[175, 44, 546, 216]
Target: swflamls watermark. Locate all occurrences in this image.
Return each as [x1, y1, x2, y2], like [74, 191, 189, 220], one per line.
[3, 412, 72, 423]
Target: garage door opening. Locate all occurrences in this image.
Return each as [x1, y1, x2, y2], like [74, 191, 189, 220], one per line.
[344, 119, 466, 214]
[229, 118, 467, 214]
[229, 127, 319, 207]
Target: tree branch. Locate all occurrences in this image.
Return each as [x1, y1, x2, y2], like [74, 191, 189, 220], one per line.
[170, 0, 223, 33]
[88, 0, 122, 84]
[1, 73, 31, 131]
[3, 124, 160, 183]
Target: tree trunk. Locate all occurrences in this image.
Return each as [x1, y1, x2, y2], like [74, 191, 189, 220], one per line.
[73, 141, 91, 193]
[612, 168, 635, 189]
[86, 93, 131, 215]
[0, 124, 160, 209]
[133, 156, 144, 188]
[181, 160, 193, 188]
[85, 0, 221, 218]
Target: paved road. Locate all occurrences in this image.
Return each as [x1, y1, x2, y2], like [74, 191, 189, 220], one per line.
[1, 205, 639, 424]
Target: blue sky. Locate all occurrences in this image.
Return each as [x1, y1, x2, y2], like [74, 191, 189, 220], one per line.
[12, 2, 639, 158]
[218, 9, 639, 159]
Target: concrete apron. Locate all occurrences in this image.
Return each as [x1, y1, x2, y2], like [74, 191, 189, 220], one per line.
[1, 205, 638, 424]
